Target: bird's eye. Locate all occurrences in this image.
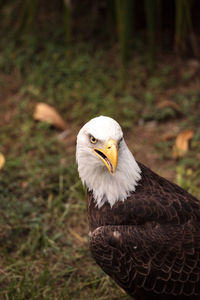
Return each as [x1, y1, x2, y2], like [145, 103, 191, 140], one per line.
[90, 135, 97, 144]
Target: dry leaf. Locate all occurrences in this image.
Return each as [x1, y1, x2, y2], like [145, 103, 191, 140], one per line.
[0, 153, 5, 170]
[157, 100, 181, 113]
[173, 129, 194, 158]
[33, 103, 67, 130]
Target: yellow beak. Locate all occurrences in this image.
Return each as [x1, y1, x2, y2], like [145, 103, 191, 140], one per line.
[93, 139, 118, 174]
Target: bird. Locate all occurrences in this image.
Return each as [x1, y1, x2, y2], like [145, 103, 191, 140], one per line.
[76, 115, 200, 300]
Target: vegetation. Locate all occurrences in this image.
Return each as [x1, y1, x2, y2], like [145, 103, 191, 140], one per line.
[2, 0, 200, 69]
[1, 1, 200, 299]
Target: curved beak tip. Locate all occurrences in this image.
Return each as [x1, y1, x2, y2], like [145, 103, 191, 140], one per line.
[94, 139, 118, 174]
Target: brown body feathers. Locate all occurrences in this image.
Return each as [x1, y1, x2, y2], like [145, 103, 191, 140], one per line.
[88, 163, 200, 300]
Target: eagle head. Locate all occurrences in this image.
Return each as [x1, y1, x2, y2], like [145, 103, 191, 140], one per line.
[76, 116, 141, 208]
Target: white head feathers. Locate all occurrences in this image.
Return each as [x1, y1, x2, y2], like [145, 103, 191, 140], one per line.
[76, 116, 141, 208]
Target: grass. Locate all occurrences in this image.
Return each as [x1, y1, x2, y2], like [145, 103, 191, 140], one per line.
[0, 29, 200, 299]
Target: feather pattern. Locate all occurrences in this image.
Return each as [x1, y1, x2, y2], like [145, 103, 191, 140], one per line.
[88, 163, 200, 299]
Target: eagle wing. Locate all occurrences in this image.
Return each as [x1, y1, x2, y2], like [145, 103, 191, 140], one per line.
[90, 223, 200, 297]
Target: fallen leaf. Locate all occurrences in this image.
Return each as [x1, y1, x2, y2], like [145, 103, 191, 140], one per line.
[33, 103, 67, 130]
[173, 129, 194, 158]
[157, 100, 181, 113]
[0, 153, 5, 170]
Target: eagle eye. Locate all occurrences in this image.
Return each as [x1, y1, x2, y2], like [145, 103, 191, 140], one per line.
[89, 135, 97, 144]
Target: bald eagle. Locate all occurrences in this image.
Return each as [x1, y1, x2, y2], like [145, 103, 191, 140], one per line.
[76, 116, 200, 300]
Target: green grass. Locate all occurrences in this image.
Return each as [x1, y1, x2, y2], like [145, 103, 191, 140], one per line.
[0, 30, 200, 299]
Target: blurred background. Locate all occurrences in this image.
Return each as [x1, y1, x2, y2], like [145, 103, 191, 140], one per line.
[0, 1, 200, 299]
